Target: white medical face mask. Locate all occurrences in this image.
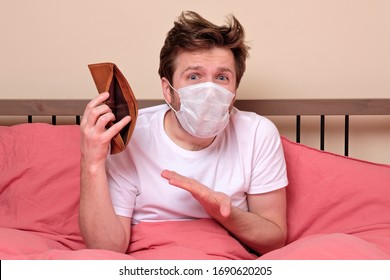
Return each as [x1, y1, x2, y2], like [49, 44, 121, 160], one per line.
[166, 81, 235, 138]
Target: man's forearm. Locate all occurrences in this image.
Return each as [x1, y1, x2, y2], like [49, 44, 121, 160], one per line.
[79, 162, 129, 253]
[215, 207, 286, 255]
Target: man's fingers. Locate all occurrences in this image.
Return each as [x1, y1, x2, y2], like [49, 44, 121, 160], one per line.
[82, 93, 111, 128]
[161, 170, 200, 193]
[83, 92, 109, 118]
[104, 115, 131, 139]
[94, 110, 115, 130]
[219, 198, 231, 217]
[161, 170, 183, 184]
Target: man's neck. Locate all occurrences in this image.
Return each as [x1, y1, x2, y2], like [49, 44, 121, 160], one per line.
[163, 110, 215, 151]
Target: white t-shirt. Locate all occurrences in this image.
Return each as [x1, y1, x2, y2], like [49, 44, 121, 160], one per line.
[106, 104, 288, 224]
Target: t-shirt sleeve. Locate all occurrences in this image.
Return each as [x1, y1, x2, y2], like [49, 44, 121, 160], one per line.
[106, 152, 139, 217]
[248, 117, 288, 194]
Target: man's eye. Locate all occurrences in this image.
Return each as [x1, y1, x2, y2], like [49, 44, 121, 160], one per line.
[188, 74, 199, 80]
[217, 75, 228, 81]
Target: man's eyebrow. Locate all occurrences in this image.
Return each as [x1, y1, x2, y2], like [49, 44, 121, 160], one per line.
[181, 66, 234, 73]
[181, 66, 203, 73]
[216, 67, 234, 73]
[179, 66, 203, 77]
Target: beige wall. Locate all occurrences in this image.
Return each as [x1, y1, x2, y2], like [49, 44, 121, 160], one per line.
[1, 0, 389, 163]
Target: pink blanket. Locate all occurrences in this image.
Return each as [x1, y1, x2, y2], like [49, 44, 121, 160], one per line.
[127, 219, 256, 260]
[0, 219, 256, 260]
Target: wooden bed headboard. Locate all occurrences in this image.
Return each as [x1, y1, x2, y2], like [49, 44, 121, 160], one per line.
[1, 98, 390, 159]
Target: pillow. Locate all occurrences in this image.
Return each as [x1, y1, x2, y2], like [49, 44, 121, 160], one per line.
[259, 233, 390, 260]
[0, 123, 82, 240]
[281, 136, 390, 255]
[0, 228, 69, 259]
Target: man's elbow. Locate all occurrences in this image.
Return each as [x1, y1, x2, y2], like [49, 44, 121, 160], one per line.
[83, 238, 129, 254]
[254, 229, 287, 255]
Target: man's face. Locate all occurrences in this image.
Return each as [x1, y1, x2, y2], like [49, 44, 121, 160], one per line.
[171, 47, 237, 95]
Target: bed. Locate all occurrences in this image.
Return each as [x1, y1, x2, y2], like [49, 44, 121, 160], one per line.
[1, 98, 390, 260]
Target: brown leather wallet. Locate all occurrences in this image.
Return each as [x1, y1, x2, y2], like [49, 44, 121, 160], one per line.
[88, 62, 138, 154]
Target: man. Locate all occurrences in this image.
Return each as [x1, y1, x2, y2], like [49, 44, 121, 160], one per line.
[79, 11, 288, 256]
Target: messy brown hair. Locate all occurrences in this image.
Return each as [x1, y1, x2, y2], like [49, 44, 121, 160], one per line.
[158, 11, 250, 88]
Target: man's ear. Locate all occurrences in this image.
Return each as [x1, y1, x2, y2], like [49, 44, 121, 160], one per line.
[229, 92, 237, 112]
[161, 77, 173, 104]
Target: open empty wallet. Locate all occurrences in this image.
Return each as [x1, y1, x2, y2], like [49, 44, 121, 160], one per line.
[88, 62, 138, 154]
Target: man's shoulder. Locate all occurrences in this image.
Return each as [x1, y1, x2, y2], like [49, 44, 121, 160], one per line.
[136, 104, 168, 124]
[231, 107, 274, 127]
[229, 107, 280, 140]
[139, 104, 168, 117]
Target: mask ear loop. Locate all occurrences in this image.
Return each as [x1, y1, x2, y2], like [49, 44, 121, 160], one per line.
[166, 100, 177, 113]
[163, 79, 179, 113]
